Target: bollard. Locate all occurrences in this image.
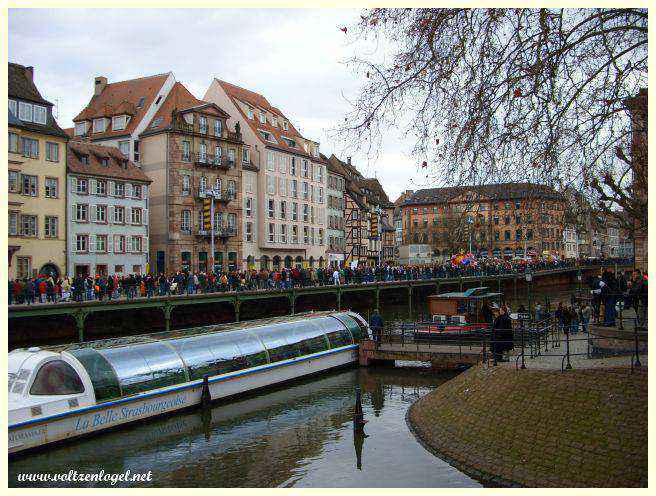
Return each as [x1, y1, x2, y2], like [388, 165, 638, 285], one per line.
[201, 374, 211, 408]
[565, 330, 572, 370]
[634, 320, 642, 368]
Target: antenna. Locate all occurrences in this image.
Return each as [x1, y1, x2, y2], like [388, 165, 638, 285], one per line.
[53, 98, 60, 119]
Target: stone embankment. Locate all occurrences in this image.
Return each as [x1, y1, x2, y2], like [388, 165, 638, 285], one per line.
[408, 363, 647, 487]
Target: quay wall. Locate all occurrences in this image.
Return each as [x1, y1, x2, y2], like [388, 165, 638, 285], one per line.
[407, 364, 647, 487]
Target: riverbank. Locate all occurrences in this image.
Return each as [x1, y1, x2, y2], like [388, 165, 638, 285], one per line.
[407, 363, 647, 487]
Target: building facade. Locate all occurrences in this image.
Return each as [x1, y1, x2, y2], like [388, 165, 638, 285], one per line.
[66, 141, 151, 277]
[563, 225, 579, 259]
[204, 79, 328, 269]
[399, 183, 566, 259]
[139, 82, 245, 274]
[325, 154, 346, 268]
[8, 63, 69, 279]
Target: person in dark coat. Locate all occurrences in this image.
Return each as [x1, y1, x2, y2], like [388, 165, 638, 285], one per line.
[369, 310, 383, 343]
[480, 301, 493, 325]
[491, 305, 513, 362]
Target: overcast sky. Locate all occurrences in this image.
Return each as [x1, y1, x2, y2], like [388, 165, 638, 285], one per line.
[9, 8, 428, 201]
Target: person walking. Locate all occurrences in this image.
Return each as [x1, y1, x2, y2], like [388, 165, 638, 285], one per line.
[491, 305, 513, 363]
[369, 309, 383, 344]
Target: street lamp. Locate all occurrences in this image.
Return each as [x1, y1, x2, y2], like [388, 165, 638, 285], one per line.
[525, 271, 533, 319]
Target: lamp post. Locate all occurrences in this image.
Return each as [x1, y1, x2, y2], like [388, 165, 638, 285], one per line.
[525, 271, 533, 319]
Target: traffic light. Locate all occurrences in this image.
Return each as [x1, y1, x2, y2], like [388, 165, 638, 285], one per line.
[202, 198, 212, 231]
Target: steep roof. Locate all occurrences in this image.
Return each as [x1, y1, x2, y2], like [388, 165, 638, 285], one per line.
[8, 62, 51, 105]
[8, 63, 68, 139]
[359, 177, 393, 208]
[67, 140, 151, 183]
[140, 81, 230, 137]
[403, 182, 563, 205]
[63, 127, 74, 138]
[73, 72, 170, 139]
[216, 79, 317, 160]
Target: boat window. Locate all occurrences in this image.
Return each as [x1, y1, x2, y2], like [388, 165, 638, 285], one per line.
[333, 313, 366, 341]
[285, 321, 330, 356]
[29, 360, 84, 396]
[170, 330, 267, 381]
[99, 342, 187, 397]
[68, 348, 121, 402]
[312, 317, 353, 348]
[250, 324, 302, 363]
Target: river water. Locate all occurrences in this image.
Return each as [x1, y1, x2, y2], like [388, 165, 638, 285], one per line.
[9, 284, 578, 487]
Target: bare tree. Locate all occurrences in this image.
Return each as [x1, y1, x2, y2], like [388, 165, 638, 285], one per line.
[337, 8, 647, 226]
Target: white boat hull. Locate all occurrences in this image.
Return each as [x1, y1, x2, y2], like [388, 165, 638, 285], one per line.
[9, 345, 358, 454]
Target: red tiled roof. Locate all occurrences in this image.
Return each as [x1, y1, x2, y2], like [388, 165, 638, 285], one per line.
[216, 79, 317, 160]
[67, 140, 151, 183]
[73, 73, 170, 139]
[141, 81, 230, 135]
[63, 127, 75, 138]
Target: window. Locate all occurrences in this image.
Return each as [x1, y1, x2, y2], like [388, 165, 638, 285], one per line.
[245, 197, 252, 217]
[182, 141, 190, 161]
[33, 105, 47, 125]
[181, 210, 191, 233]
[245, 222, 253, 242]
[302, 160, 309, 178]
[93, 118, 107, 133]
[118, 140, 130, 156]
[317, 165, 323, 182]
[199, 142, 207, 162]
[247, 107, 254, 119]
[259, 112, 266, 124]
[113, 115, 127, 130]
[113, 206, 125, 224]
[9, 99, 17, 116]
[74, 122, 88, 136]
[95, 205, 107, 223]
[16, 257, 31, 278]
[268, 223, 275, 242]
[290, 157, 297, 175]
[303, 204, 309, 222]
[131, 208, 142, 225]
[268, 199, 275, 218]
[242, 148, 250, 164]
[21, 137, 38, 158]
[9, 132, 19, 153]
[22, 174, 38, 196]
[44, 142, 59, 162]
[292, 225, 299, 244]
[214, 119, 222, 136]
[280, 224, 287, 243]
[9, 171, 18, 193]
[494, 231, 500, 241]
[20, 215, 37, 236]
[181, 175, 190, 196]
[76, 204, 88, 222]
[131, 236, 143, 252]
[96, 234, 107, 252]
[267, 175, 276, 195]
[30, 360, 84, 396]
[303, 182, 309, 199]
[227, 149, 235, 165]
[291, 179, 298, 198]
[304, 226, 309, 244]
[267, 151, 275, 171]
[45, 178, 58, 198]
[278, 177, 287, 196]
[199, 116, 208, 134]
[280, 200, 286, 220]
[75, 234, 88, 252]
[515, 229, 522, 241]
[18, 101, 33, 122]
[114, 235, 126, 253]
[9, 211, 18, 235]
[318, 187, 324, 204]
[114, 181, 125, 197]
[133, 184, 142, 199]
[504, 230, 511, 241]
[76, 178, 88, 194]
[133, 140, 140, 162]
[283, 121, 289, 131]
[292, 202, 298, 221]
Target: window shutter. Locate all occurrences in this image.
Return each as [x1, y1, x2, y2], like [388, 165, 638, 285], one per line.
[71, 204, 77, 222]
[126, 183, 133, 197]
[89, 178, 96, 194]
[88, 235, 96, 253]
[108, 205, 114, 224]
[126, 237, 132, 253]
[91, 205, 97, 222]
[144, 208, 149, 226]
[71, 177, 76, 192]
[107, 235, 113, 253]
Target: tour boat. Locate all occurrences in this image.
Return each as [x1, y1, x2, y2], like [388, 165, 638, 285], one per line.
[412, 287, 501, 340]
[8, 311, 370, 454]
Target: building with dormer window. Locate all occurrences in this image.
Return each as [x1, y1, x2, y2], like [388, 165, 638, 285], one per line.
[66, 141, 151, 277]
[8, 62, 69, 280]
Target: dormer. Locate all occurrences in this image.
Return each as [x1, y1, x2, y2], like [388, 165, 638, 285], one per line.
[74, 121, 89, 136]
[271, 116, 278, 127]
[92, 117, 109, 134]
[282, 120, 289, 131]
[258, 111, 266, 124]
[246, 106, 254, 120]
[112, 114, 129, 131]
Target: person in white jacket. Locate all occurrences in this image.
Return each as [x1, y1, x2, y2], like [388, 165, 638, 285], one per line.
[333, 269, 340, 286]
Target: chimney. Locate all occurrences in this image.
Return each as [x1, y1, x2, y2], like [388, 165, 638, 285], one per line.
[24, 66, 34, 82]
[94, 76, 107, 96]
[347, 156, 352, 165]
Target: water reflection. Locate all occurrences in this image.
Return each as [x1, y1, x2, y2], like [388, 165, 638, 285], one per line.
[10, 366, 479, 488]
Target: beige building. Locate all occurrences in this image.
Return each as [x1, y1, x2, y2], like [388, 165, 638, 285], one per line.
[8, 63, 69, 279]
[204, 79, 328, 269]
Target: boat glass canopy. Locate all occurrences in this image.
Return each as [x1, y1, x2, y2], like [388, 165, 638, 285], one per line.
[64, 312, 364, 403]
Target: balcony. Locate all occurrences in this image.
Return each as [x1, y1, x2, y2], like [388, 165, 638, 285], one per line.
[194, 152, 235, 170]
[196, 187, 236, 203]
[197, 226, 238, 240]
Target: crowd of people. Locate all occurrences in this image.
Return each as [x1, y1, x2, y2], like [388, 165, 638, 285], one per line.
[8, 256, 636, 306]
